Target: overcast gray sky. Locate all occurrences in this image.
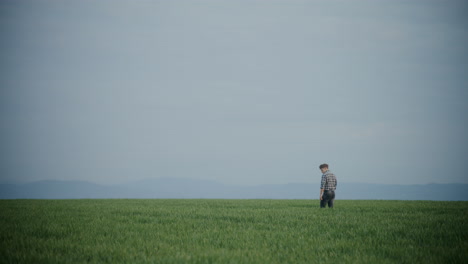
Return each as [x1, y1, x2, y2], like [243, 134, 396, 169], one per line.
[1, 0, 467, 186]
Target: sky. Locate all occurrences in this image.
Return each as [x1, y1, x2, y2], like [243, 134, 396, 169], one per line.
[1, 0, 467, 186]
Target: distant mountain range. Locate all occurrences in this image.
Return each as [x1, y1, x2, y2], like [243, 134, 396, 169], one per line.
[1, 178, 467, 200]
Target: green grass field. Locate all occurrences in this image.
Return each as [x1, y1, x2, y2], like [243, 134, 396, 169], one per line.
[0, 199, 467, 263]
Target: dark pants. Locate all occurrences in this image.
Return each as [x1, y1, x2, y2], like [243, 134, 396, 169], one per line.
[320, 190, 335, 208]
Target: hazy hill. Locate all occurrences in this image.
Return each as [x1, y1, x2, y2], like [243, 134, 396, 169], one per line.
[1, 178, 467, 200]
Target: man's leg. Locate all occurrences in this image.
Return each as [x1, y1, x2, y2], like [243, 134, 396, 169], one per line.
[320, 194, 327, 208]
[321, 191, 330, 208]
[327, 191, 335, 208]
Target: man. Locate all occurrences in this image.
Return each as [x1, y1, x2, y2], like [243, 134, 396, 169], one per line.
[319, 163, 337, 208]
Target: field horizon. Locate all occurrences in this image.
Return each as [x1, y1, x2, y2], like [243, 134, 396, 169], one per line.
[1, 178, 467, 200]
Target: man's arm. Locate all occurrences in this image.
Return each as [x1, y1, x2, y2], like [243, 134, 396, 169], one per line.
[320, 174, 326, 200]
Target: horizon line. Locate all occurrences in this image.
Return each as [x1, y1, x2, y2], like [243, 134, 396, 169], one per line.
[1, 178, 467, 186]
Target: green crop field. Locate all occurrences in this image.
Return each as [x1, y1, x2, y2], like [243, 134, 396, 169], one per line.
[0, 199, 467, 263]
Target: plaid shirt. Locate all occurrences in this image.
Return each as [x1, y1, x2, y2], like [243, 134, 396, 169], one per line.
[320, 170, 337, 191]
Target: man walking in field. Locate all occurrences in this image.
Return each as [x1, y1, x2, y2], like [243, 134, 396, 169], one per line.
[319, 163, 337, 208]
